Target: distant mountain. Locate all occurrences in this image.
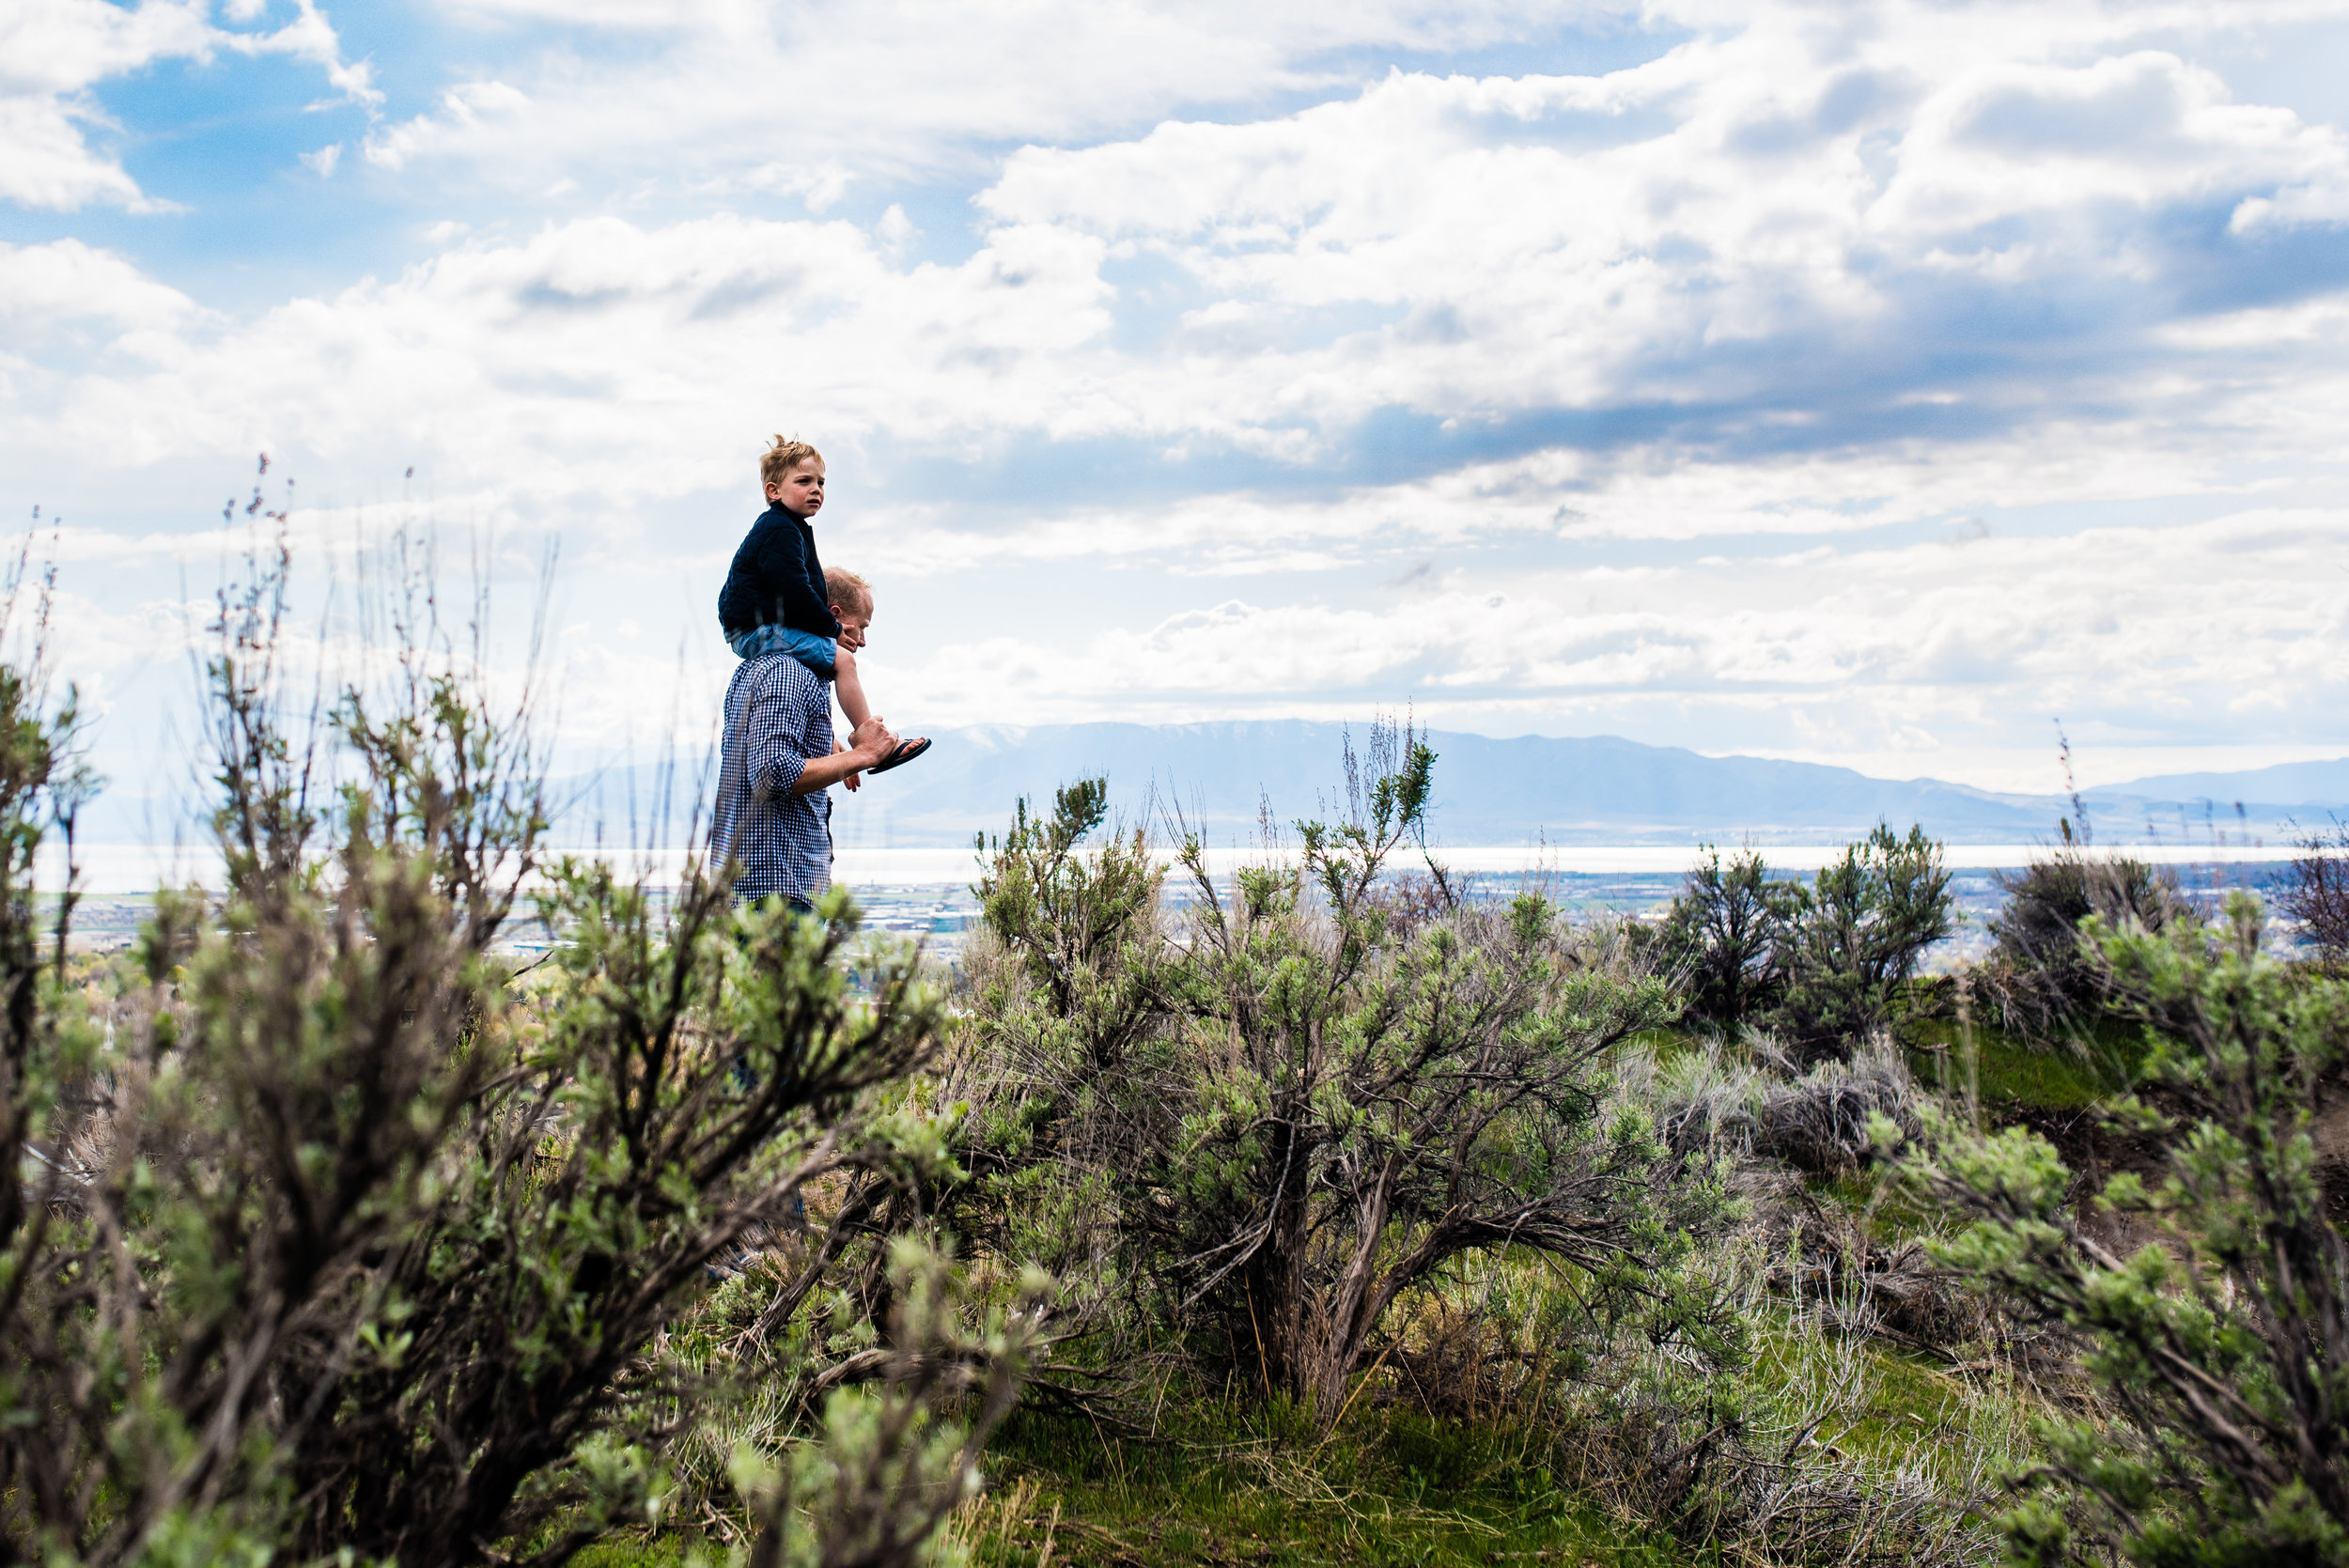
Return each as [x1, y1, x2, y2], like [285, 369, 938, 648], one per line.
[91, 724, 2338, 852]
[2088, 758, 2349, 814]
[803, 722, 2047, 848]
[807, 727, 2345, 849]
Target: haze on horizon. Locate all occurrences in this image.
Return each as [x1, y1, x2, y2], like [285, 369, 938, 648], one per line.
[4, 0, 2348, 818]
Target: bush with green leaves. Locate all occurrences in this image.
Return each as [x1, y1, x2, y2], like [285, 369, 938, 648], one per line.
[0, 552, 1017, 1568]
[1658, 845, 1802, 1030]
[732, 1238, 1047, 1568]
[1655, 828, 1953, 1058]
[1902, 894, 2349, 1567]
[944, 727, 1731, 1427]
[1980, 851, 2185, 1036]
[1771, 823, 1955, 1058]
[2284, 827, 2349, 967]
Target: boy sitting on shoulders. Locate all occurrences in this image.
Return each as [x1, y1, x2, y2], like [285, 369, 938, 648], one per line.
[717, 435, 929, 774]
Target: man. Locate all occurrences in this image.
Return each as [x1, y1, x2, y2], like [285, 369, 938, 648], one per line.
[709, 574, 898, 911]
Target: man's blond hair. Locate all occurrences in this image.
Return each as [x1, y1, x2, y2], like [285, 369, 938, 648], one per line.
[760, 435, 822, 489]
[824, 567, 872, 618]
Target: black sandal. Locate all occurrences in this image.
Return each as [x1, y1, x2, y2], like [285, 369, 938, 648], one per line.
[869, 737, 932, 775]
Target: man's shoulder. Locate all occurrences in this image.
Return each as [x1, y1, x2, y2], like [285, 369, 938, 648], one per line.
[730, 651, 828, 704]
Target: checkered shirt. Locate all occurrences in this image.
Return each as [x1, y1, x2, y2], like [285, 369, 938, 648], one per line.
[709, 654, 835, 905]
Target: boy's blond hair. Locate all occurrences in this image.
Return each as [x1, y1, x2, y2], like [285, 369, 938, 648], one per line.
[760, 435, 822, 489]
[824, 567, 872, 618]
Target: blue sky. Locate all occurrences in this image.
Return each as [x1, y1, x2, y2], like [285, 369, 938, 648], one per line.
[6, 0, 2349, 824]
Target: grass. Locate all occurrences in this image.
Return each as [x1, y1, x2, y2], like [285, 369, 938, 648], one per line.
[952, 1403, 1692, 1568]
[1640, 1011, 2137, 1117]
[576, 1538, 693, 1567]
[1903, 1015, 2150, 1111]
[1745, 1307, 2030, 1486]
[575, 1004, 2094, 1568]
[572, 1400, 1697, 1568]
[568, 1256, 2040, 1568]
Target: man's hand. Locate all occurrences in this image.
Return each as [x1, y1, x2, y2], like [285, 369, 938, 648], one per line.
[846, 714, 898, 769]
[791, 716, 900, 797]
[835, 736, 862, 791]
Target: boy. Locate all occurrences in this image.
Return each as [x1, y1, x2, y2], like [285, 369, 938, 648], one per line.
[718, 436, 928, 774]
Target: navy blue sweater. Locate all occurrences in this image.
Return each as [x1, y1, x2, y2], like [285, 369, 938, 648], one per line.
[717, 504, 841, 642]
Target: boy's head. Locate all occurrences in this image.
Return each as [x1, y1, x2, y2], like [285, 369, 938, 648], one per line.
[760, 436, 825, 517]
[824, 567, 873, 646]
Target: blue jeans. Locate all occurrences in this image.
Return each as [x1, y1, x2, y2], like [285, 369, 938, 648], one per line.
[729, 623, 835, 679]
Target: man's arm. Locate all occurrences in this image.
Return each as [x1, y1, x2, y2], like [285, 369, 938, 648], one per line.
[743, 674, 809, 799]
[791, 717, 896, 795]
[746, 664, 893, 797]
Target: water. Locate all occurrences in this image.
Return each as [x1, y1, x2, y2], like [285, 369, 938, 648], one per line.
[45, 840, 2303, 962]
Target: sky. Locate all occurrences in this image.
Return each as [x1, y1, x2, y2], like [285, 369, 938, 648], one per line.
[6, 0, 2349, 829]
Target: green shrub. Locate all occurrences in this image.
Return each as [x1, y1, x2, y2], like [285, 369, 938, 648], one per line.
[2283, 827, 2349, 966]
[944, 730, 1731, 1427]
[1979, 851, 2185, 1038]
[1657, 846, 1800, 1031]
[1903, 894, 2349, 1567]
[1770, 824, 1955, 1060]
[0, 554, 1000, 1568]
[1654, 829, 1953, 1059]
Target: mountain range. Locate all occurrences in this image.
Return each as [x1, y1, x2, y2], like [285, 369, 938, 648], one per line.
[550, 722, 2343, 852]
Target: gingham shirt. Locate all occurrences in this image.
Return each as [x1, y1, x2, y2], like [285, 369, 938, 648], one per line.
[709, 654, 835, 905]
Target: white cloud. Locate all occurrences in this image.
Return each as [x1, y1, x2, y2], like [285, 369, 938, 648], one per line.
[1876, 50, 2341, 232]
[970, 26, 2349, 446]
[863, 505, 2349, 790]
[361, 0, 1644, 186]
[17, 0, 2349, 798]
[363, 79, 531, 172]
[0, 92, 149, 210]
[0, 0, 208, 210]
[736, 158, 851, 212]
[301, 142, 342, 177]
[374, 0, 2348, 225]
[0, 239, 202, 334]
[853, 414, 2295, 580]
[0, 211, 1123, 492]
[0, 0, 375, 210]
[21, 3, 2349, 497]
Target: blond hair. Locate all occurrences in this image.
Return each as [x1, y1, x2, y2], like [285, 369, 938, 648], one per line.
[759, 435, 822, 490]
[824, 567, 872, 618]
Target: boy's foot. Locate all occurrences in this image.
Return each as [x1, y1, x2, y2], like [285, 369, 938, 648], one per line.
[869, 737, 932, 774]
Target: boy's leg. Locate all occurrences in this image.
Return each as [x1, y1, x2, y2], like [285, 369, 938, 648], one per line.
[729, 625, 789, 660]
[832, 645, 873, 731]
[764, 627, 840, 683]
[832, 649, 927, 773]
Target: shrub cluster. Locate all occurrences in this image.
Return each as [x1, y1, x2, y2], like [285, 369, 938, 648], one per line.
[1656, 826, 1955, 1057]
[0, 555, 1033, 1568]
[1905, 896, 2349, 1566]
[19, 529, 2349, 1568]
[2285, 826, 2349, 966]
[934, 734, 1733, 1426]
[1976, 850, 2185, 1035]
[910, 737, 2061, 1568]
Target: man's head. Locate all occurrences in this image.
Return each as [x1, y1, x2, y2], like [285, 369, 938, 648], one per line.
[761, 436, 825, 517]
[824, 567, 873, 649]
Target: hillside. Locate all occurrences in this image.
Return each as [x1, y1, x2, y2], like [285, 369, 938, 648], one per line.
[86, 722, 2336, 853]
[704, 722, 2341, 850]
